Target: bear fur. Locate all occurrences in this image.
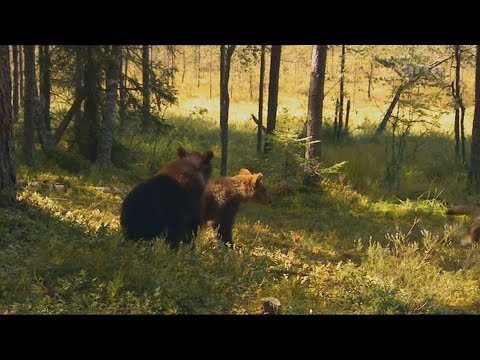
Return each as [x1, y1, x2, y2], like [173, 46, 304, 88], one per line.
[446, 205, 480, 244]
[202, 168, 271, 246]
[120, 147, 214, 248]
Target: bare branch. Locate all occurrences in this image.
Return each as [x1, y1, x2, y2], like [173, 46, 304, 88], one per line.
[251, 114, 267, 132]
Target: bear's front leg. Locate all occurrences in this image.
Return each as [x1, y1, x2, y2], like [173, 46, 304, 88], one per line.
[216, 215, 234, 246]
[165, 223, 187, 249]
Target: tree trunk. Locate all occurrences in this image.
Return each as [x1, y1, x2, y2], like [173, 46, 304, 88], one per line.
[461, 105, 466, 163]
[182, 47, 186, 83]
[333, 98, 339, 140]
[257, 45, 266, 156]
[169, 45, 175, 86]
[39, 45, 51, 132]
[118, 47, 126, 128]
[374, 57, 449, 136]
[345, 99, 351, 134]
[249, 72, 253, 100]
[23, 46, 36, 165]
[375, 85, 403, 136]
[0, 45, 16, 206]
[337, 45, 346, 141]
[454, 46, 462, 156]
[196, 45, 201, 88]
[352, 64, 357, 112]
[304, 45, 327, 185]
[54, 88, 85, 144]
[209, 53, 213, 100]
[12, 45, 19, 123]
[219, 45, 236, 176]
[73, 46, 85, 149]
[454, 86, 460, 156]
[264, 45, 282, 154]
[142, 45, 150, 130]
[330, 45, 335, 75]
[97, 45, 121, 166]
[19, 45, 23, 108]
[368, 55, 374, 100]
[25, 45, 53, 149]
[469, 45, 480, 191]
[77, 46, 101, 162]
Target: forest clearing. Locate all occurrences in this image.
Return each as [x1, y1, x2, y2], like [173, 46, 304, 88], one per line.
[1, 45, 480, 314]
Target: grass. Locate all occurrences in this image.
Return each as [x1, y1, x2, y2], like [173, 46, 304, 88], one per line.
[3, 45, 480, 314]
[2, 107, 480, 315]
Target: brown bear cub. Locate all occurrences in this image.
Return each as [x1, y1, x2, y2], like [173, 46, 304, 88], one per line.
[446, 205, 480, 244]
[202, 168, 272, 246]
[120, 147, 214, 248]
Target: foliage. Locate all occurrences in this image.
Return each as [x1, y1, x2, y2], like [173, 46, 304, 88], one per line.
[4, 110, 480, 314]
[3, 45, 480, 314]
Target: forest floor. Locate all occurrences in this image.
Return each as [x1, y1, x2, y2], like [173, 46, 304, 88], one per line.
[1, 112, 480, 314]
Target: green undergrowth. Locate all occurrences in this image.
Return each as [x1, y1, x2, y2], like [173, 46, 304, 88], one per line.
[1, 115, 480, 314]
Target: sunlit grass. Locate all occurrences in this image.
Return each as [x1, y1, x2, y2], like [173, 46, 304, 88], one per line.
[3, 45, 480, 314]
[3, 108, 480, 314]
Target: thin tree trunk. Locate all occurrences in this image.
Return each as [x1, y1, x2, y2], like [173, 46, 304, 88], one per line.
[257, 45, 266, 156]
[209, 54, 212, 100]
[368, 55, 374, 100]
[142, 45, 150, 130]
[97, 45, 121, 166]
[345, 99, 351, 134]
[294, 47, 298, 90]
[337, 45, 346, 141]
[330, 45, 335, 75]
[469, 45, 480, 191]
[219, 45, 236, 176]
[19, 45, 23, 108]
[304, 45, 327, 185]
[169, 46, 175, 86]
[73, 45, 85, 149]
[453, 45, 462, 158]
[375, 57, 450, 136]
[118, 48, 126, 128]
[352, 64, 357, 112]
[454, 84, 460, 156]
[25, 46, 52, 149]
[54, 88, 85, 144]
[39, 45, 51, 132]
[12, 45, 19, 123]
[249, 72, 253, 100]
[197, 45, 201, 88]
[264, 45, 282, 154]
[22, 46, 35, 165]
[453, 48, 461, 156]
[182, 47, 186, 83]
[333, 99, 339, 141]
[375, 85, 403, 136]
[0, 45, 16, 206]
[461, 105, 466, 163]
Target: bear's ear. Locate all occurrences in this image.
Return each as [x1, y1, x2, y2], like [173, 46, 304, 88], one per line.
[253, 173, 263, 184]
[238, 168, 252, 175]
[178, 147, 187, 158]
[204, 150, 214, 162]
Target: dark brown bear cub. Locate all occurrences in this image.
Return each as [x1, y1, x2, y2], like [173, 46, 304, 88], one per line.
[120, 147, 214, 248]
[202, 168, 271, 246]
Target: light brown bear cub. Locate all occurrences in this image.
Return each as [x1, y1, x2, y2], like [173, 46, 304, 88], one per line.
[202, 168, 272, 246]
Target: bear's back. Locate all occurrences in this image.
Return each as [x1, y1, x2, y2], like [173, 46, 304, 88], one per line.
[120, 175, 191, 239]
